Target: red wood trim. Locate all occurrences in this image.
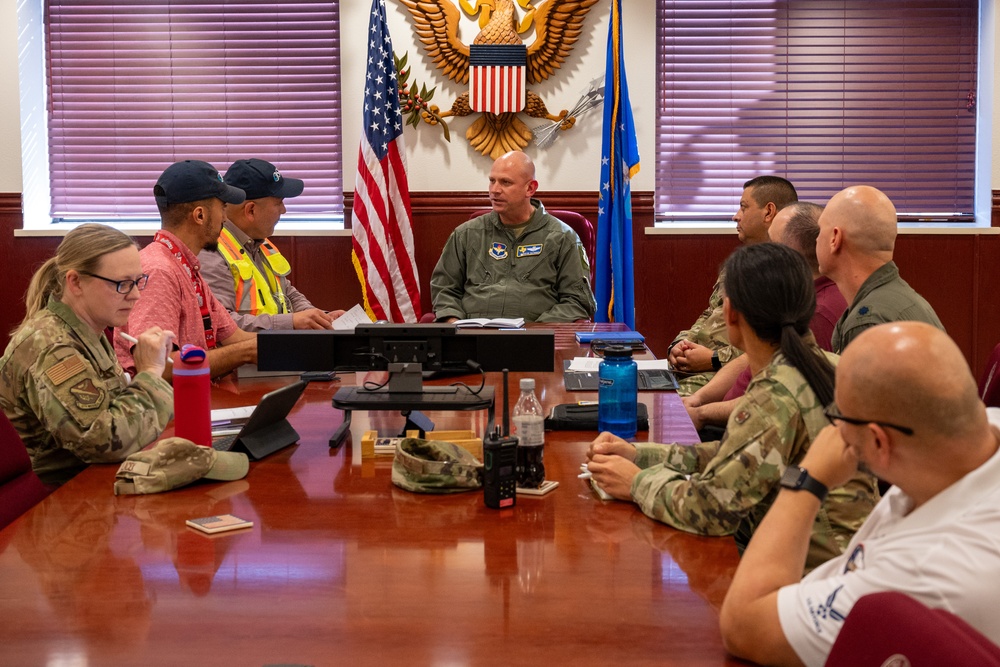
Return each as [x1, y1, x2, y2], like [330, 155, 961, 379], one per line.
[343, 190, 654, 226]
[0, 193, 22, 215]
[992, 189, 1000, 227]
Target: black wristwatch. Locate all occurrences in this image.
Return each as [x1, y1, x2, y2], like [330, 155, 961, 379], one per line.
[711, 352, 722, 371]
[780, 465, 829, 503]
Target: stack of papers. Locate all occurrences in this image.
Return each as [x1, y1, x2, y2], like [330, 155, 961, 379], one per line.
[567, 357, 670, 372]
[454, 317, 525, 329]
[332, 304, 375, 330]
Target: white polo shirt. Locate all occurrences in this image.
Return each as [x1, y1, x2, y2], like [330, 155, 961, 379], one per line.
[776, 408, 1000, 667]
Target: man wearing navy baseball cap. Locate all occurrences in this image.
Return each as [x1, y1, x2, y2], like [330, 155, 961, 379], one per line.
[115, 160, 258, 379]
[200, 158, 345, 331]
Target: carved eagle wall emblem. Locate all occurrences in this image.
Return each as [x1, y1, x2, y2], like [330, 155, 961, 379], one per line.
[399, 0, 599, 159]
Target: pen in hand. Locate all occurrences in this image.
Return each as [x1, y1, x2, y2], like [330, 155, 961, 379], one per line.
[117, 331, 174, 364]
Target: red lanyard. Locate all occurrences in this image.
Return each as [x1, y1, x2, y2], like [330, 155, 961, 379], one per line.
[153, 231, 217, 349]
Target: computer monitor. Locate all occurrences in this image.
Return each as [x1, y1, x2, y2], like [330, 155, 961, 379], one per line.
[257, 325, 555, 448]
[256, 324, 555, 375]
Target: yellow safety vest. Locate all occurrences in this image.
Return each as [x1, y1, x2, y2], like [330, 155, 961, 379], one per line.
[216, 228, 292, 316]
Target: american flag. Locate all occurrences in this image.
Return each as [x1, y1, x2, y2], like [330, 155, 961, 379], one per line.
[351, 0, 422, 322]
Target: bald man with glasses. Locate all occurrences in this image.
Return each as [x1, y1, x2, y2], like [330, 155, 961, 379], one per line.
[720, 322, 1000, 666]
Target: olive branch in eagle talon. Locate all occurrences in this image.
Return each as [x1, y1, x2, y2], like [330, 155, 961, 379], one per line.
[399, 0, 599, 159]
[395, 52, 451, 142]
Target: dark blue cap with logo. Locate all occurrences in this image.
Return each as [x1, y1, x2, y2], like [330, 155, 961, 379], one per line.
[154, 160, 246, 207]
[224, 159, 305, 200]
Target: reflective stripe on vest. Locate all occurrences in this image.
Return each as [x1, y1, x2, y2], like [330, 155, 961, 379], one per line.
[216, 228, 290, 316]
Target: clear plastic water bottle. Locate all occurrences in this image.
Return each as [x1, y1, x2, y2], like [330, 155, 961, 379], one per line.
[512, 377, 545, 488]
[598, 345, 638, 439]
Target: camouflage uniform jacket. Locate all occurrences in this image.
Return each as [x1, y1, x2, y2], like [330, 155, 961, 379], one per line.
[430, 199, 596, 322]
[0, 299, 173, 486]
[671, 269, 744, 395]
[631, 347, 879, 571]
[831, 260, 943, 353]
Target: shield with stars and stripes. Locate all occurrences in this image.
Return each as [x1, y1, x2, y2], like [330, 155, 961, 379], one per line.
[469, 44, 527, 114]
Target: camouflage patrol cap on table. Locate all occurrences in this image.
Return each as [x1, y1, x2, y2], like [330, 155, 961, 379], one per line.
[113, 437, 250, 495]
[391, 438, 484, 494]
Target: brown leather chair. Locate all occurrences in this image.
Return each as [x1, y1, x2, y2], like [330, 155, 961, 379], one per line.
[0, 411, 51, 530]
[825, 591, 1000, 666]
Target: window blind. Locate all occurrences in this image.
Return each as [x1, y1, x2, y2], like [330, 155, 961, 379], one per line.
[656, 0, 978, 220]
[45, 0, 341, 220]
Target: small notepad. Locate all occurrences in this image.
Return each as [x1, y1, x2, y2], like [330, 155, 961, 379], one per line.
[186, 514, 254, 534]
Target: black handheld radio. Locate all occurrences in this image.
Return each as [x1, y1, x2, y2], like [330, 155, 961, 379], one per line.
[484, 369, 518, 509]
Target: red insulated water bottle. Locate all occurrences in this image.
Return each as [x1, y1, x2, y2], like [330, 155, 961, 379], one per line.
[172, 344, 211, 447]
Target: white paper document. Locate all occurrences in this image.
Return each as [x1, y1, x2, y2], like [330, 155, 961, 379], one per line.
[567, 357, 671, 373]
[332, 304, 375, 330]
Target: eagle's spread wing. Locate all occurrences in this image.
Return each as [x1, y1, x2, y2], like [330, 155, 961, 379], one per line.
[399, 0, 471, 85]
[526, 0, 600, 84]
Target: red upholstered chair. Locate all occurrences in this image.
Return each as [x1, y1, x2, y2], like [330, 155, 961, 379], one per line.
[979, 342, 1000, 408]
[825, 591, 1000, 666]
[0, 411, 52, 531]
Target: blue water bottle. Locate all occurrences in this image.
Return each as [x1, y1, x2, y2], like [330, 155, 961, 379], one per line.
[598, 345, 638, 438]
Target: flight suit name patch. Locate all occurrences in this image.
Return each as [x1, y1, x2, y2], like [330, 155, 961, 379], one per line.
[516, 244, 542, 257]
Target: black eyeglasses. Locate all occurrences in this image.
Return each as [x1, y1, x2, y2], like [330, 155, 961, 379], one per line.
[824, 403, 914, 436]
[80, 271, 149, 294]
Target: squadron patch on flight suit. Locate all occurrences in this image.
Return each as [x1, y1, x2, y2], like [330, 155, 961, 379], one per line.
[490, 242, 508, 260]
[69, 378, 105, 410]
[45, 355, 87, 386]
[516, 244, 542, 257]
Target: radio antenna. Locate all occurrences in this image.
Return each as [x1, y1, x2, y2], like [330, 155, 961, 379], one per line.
[502, 368, 510, 436]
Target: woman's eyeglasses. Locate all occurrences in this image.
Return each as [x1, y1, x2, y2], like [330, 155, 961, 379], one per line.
[80, 271, 150, 294]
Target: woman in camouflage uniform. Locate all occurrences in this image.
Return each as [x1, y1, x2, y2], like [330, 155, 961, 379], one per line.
[587, 243, 879, 572]
[0, 224, 175, 486]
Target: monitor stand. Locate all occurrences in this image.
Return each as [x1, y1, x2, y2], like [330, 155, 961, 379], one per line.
[328, 362, 495, 449]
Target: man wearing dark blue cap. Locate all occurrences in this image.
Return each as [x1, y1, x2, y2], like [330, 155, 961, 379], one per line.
[200, 158, 344, 331]
[115, 160, 258, 380]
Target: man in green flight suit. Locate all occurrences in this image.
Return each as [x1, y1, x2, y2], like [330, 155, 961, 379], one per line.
[430, 150, 596, 323]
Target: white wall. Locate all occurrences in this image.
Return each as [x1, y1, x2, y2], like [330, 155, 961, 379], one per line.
[0, 0, 23, 192]
[341, 0, 655, 193]
[0, 0, 993, 196]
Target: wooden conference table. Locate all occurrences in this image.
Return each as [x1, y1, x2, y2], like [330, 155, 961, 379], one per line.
[0, 324, 744, 666]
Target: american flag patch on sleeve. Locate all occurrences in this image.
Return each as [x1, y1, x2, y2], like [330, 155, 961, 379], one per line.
[46, 355, 87, 385]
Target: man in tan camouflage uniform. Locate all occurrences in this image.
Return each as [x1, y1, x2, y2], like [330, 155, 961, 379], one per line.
[668, 175, 798, 395]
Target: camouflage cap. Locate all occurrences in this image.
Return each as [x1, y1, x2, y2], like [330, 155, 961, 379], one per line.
[391, 438, 483, 494]
[113, 437, 250, 495]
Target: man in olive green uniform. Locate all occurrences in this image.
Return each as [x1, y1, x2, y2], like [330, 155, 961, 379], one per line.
[588, 346, 879, 573]
[430, 151, 596, 323]
[0, 300, 173, 486]
[668, 175, 798, 395]
[817, 185, 943, 353]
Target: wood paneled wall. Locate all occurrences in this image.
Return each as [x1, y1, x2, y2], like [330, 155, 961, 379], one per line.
[2, 191, 998, 376]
